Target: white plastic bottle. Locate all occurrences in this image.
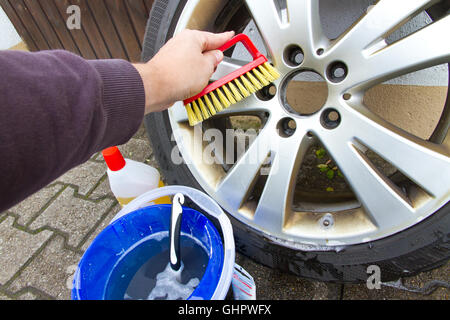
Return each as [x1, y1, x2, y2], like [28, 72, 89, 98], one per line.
[102, 146, 171, 207]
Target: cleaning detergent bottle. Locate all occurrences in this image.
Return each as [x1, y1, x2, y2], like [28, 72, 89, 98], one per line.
[102, 146, 171, 207]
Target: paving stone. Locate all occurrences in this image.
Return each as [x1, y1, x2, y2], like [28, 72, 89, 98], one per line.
[342, 262, 449, 300]
[9, 236, 82, 300]
[81, 203, 122, 252]
[28, 187, 115, 248]
[311, 281, 333, 300]
[144, 153, 161, 174]
[16, 291, 38, 300]
[134, 122, 148, 140]
[235, 253, 329, 300]
[0, 292, 11, 300]
[88, 176, 115, 200]
[325, 283, 344, 300]
[90, 151, 101, 161]
[56, 161, 106, 196]
[8, 184, 64, 226]
[0, 217, 53, 286]
[117, 137, 153, 163]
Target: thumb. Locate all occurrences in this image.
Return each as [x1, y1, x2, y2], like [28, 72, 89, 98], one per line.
[203, 50, 224, 69]
[201, 31, 235, 52]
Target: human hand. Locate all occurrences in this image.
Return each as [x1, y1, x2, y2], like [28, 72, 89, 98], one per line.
[133, 29, 235, 114]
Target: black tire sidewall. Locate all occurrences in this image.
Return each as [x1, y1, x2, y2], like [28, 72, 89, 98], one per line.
[143, 0, 450, 282]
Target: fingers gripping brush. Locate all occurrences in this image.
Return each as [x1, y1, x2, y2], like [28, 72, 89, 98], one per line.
[183, 33, 280, 126]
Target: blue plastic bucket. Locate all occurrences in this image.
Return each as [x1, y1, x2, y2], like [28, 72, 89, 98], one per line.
[72, 204, 224, 300]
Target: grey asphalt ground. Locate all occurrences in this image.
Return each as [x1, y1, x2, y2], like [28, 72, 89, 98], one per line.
[0, 125, 448, 300]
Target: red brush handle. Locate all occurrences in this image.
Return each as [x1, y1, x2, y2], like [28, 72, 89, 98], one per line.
[183, 33, 267, 105]
[217, 33, 263, 60]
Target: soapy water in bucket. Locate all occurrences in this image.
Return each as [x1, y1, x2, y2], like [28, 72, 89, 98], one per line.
[106, 231, 209, 300]
[145, 262, 199, 300]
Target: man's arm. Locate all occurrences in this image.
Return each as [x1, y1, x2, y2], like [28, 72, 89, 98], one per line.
[0, 49, 144, 212]
[0, 30, 234, 212]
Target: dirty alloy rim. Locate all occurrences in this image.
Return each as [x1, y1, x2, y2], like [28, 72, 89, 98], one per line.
[167, 0, 450, 246]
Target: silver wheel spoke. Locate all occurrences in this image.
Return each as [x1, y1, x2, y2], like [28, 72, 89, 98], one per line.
[344, 107, 450, 198]
[215, 126, 273, 211]
[211, 57, 246, 82]
[319, 106, 450, 228]
[329, 0, 436, 54]
[245, 0, 284, 65]
[344, 14, 450, 91]
[284, 0, 326, 56]
[245, 0, 325, 67]
[320, 133, 414, 229]
[253, 132, 310, 232]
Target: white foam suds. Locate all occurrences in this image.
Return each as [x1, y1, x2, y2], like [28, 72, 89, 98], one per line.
[147, 263, 200, 300]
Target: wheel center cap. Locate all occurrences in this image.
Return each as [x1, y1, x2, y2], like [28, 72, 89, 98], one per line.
[280, 70, 329, 116]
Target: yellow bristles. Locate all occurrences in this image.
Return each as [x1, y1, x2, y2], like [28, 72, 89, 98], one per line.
[240, 75, 256, 94]
[192, 100, 203, 122]
[199, 97, 214, 116]
[184, 62, 281, 126]
[234, 79, 250, 98]
[196, 99, 209, 119]
[222, 85, 236, 104]
[186, 103, 198, 126]
[228, 82, 243, 101]
[258, 65, 275, 82]
[263, 62, 281, 79]
[216, 89, 231, 108]
[246, 71, 263, 90]
[253, 68, 270, 87]
[210, 92, 223, 112]
[203, 95, 216, 115]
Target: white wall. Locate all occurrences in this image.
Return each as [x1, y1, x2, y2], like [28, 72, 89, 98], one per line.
[0, 7, 22, 50]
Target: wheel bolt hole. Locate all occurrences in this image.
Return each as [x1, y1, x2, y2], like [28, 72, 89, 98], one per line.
[333, 67, 345, 78]
[321, 108, 341, 129]
[327, 61, 348, 83]
[292, 52, 304, 65]
[256, 83, 277, 101]
[278, 117, 297, 137]
[284, 45, 304, 67]
[327, 111, 339, 122]
[319, 213, 334, 230]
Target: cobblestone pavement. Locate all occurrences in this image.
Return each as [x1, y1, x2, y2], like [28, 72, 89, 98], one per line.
[0, 125, 448, 300]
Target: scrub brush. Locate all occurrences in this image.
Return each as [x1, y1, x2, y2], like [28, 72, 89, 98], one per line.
[183, 33, 280, 126]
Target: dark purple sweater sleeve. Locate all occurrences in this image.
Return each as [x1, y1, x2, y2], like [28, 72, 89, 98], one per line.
[0, 50, 145, 212]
